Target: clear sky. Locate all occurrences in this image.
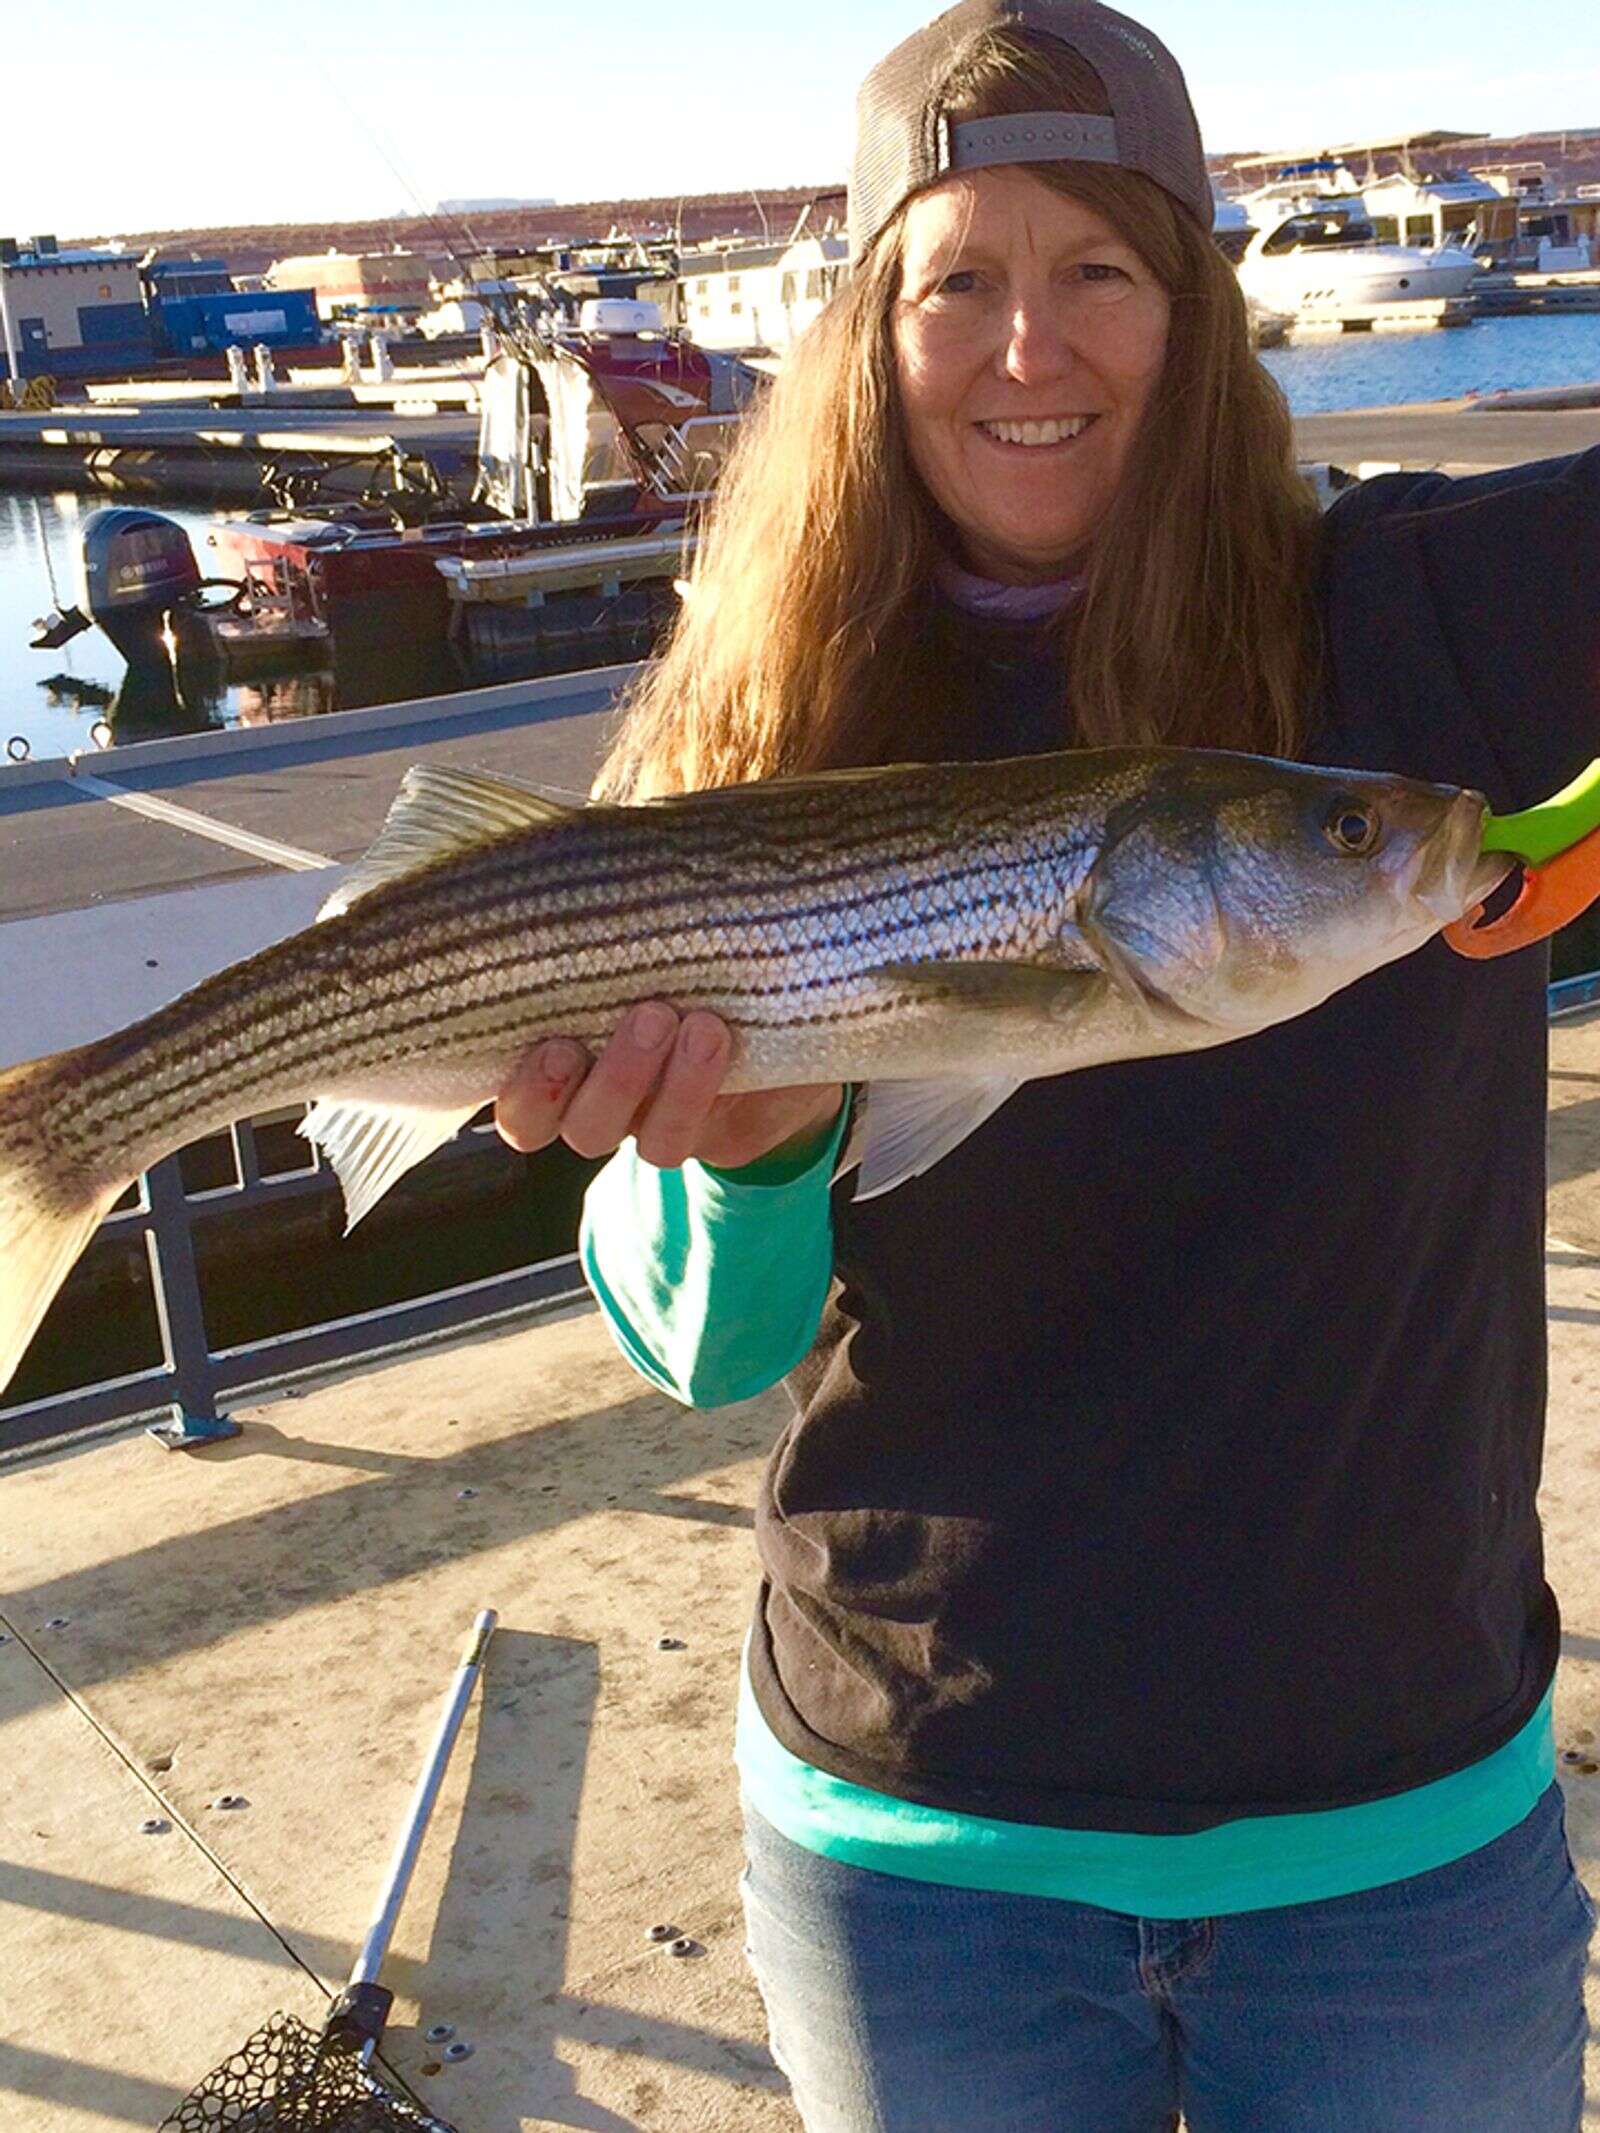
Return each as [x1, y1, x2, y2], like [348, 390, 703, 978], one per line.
[4, 0, 1597, 240]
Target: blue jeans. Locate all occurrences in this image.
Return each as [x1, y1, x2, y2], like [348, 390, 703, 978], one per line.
[740, 1783, 1594, 2132]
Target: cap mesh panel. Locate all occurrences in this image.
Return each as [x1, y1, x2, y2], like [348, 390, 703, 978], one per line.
[850, 0, 1210, 260]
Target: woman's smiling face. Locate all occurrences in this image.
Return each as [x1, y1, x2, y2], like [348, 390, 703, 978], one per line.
[892, 164, 1172, 583]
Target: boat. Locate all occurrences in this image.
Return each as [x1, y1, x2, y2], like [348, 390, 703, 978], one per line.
[1358, 167, 1507, 256]
[676, 228, 849, 355]
[214, 300, 762, 676]
[1211, 186, 1255, 263]
[1356, 161, 1594, 270]
[1452, 162, 1600, 271]
[1233, 160, 1480, 323]
[44, 304, 766, 705]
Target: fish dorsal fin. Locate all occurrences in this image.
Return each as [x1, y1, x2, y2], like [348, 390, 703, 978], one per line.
[318, 765, 580, 921]
[300, 1097, 481, 1231]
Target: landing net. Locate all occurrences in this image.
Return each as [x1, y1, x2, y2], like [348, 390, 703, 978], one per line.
[158, 2009, 456, 2133]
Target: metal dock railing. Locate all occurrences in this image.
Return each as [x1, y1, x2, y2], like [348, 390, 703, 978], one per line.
[6, 967, 1599, 1464]
[0, 1110, 586, 1464]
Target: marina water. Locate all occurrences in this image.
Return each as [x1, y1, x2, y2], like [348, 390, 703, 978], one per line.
[1258, 311, 1600, 416]
[2, 313, 1597, 761]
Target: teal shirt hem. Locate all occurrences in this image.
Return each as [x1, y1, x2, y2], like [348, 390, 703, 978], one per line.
[736, 1663, 1555, 1918]
[585, 1105, 1557, 1911]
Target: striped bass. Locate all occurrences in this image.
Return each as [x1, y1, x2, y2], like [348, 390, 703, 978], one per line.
[0, 748, 1506, 1400]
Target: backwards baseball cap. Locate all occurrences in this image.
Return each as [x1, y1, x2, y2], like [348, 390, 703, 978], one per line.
[849, 0, 1211, 262]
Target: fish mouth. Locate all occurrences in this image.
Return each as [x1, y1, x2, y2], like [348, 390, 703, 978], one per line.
[1417, 846, 1517, 927]
[1413, 793, 1516, 927]
[1467, 848, 1520, 903]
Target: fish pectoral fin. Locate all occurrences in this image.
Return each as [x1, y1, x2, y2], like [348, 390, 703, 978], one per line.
[847, 1075, 1025, 1200]
[840, 965, 1106, 1199]
[300, 1098, 481, 1232]
[869, 960, 1106, 1018]
[318, 765, 580, 921]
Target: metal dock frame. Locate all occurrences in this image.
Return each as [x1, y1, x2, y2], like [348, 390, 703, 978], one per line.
[0, 1110, 585, 1464]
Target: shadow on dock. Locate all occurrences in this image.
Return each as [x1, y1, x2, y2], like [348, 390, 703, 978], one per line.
[1, 1307, 797, 2131]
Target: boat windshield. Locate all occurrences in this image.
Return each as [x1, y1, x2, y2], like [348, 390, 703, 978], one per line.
[1261, 210, 1379, 254]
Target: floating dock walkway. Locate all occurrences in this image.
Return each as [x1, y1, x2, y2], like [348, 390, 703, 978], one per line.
[1281, 293, 1476, 335]
[0, 400, 479, 502]
[1474, 267, 1600, 315]
[2, 368, 1595, 510]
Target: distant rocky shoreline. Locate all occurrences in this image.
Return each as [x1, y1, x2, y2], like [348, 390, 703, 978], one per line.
[66, 123, 1600, 280]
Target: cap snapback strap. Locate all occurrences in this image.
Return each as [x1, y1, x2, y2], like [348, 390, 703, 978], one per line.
[946, 111, 1122, 173]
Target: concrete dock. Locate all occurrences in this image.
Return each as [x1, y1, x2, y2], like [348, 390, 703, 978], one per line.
[0, 1297, 795, 2133]
[1294, 400, 1600, 477]
[4, 693, 1600, 2128]
[6, 1046, 1600, 2132]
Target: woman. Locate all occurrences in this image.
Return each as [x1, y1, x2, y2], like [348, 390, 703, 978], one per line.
[497, 3, 1600, 2126]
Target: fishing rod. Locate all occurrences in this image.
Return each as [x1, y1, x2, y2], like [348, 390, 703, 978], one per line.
[302, 39, 553, 364]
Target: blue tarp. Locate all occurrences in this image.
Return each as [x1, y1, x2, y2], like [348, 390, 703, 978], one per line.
[150, 289, 321, 355]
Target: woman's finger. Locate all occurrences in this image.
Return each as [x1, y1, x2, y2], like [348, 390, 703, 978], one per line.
[494, 1040, 591, 1152]
[558, 1002, 685, 1159]
[633, 1012, 735, 1169]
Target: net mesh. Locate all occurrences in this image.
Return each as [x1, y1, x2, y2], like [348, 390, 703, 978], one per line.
[158, 2011, 457, 2133]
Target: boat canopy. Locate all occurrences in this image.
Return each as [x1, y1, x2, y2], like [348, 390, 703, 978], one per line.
[473, 336, 764, 524]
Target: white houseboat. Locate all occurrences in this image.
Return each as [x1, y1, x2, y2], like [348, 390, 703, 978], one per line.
[675, 230, 849, 356]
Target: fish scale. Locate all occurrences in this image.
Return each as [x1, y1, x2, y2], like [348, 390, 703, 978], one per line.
[0, 745, 1504, 1401]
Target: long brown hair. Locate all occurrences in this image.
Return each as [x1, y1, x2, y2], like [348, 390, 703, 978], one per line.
[594, 29, 1320, 802]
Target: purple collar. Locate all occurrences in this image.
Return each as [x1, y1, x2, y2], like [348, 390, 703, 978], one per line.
[934, 553, 1082, 622]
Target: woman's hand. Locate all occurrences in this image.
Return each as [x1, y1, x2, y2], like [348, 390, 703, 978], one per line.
[494, 1004, 845, 1174]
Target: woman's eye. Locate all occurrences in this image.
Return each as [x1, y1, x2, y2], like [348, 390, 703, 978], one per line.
[935, 270, 979, 296]
[1076, 262, 1129, 284]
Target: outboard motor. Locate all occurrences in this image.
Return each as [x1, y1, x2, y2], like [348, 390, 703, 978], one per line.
[79, 506, 202, 663]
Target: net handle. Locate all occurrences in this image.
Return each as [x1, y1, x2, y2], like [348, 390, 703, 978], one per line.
[348, 1608, 499, 1989]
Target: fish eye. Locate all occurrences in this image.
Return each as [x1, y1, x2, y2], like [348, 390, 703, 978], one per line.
[1324, 800, 1381, 856]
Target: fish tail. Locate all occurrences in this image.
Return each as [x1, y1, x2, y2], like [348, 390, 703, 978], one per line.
[0, 1054, 125, 1402]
